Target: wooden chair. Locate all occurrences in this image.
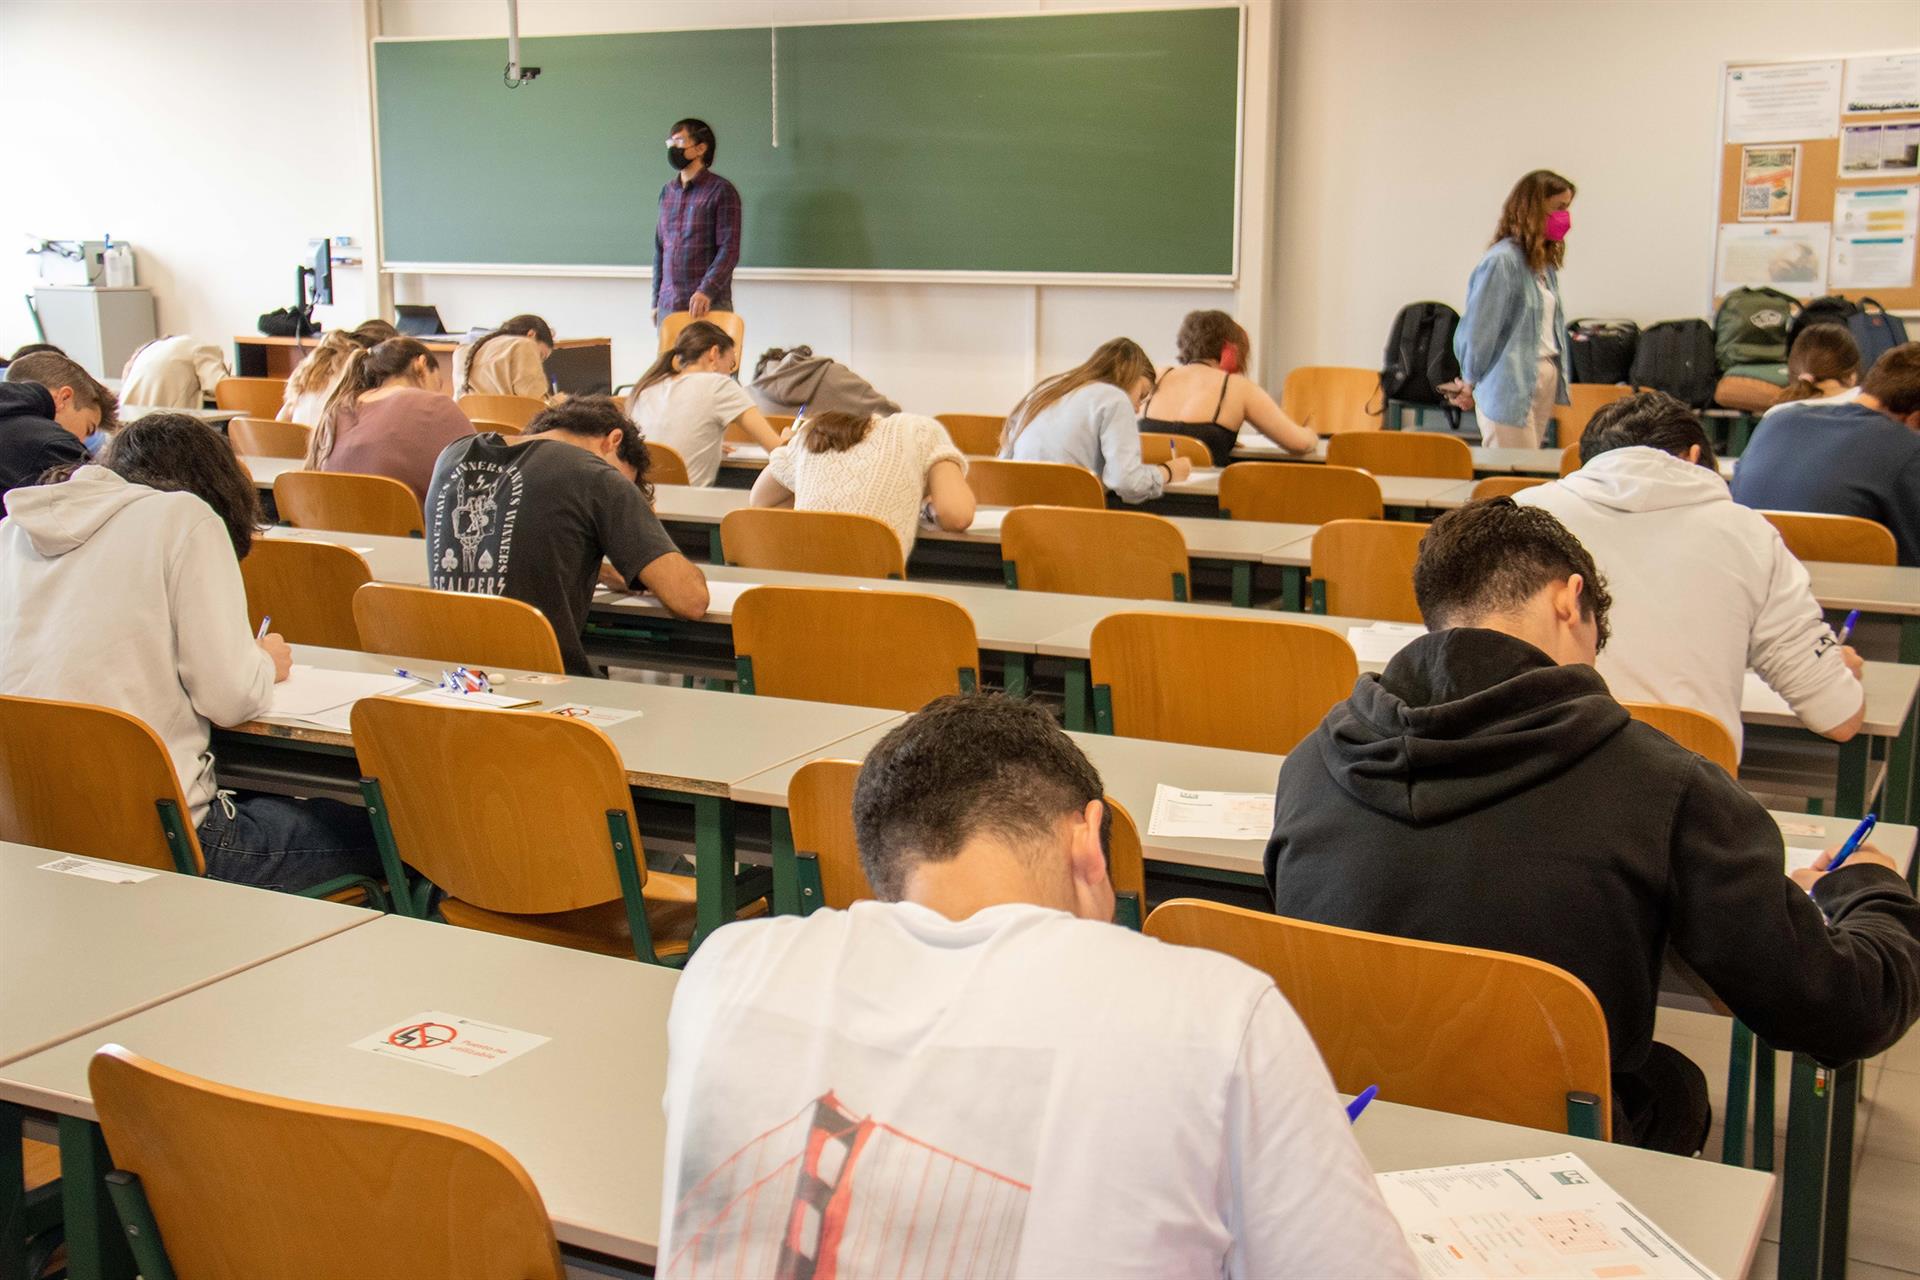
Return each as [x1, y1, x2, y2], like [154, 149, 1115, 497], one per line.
[1559, 442, 1582, 477]
[647, 440, 692, 486]
[719, 508, 905, 579]
[1555, 383, 1634, 449]
[658, 309, 745, 354]
[273, 471, 424, 538]
[934, 413, 1006, 456]
[352, 583, 565, 674]
[1761, 510, 1898, 566]
[1309, 519, 1428, 622]
[965, 458, 1105, 510]
[213, 377, 286, 418]
[241, 539, 372, 650]
[1470, 475, 1549, 501]
[749, 414, 795, 439]
[1002, 507, 1190, 601]
[1218, 462, 1382, 523]
[457, 393, 545, 430]
[787, 758, 1147, 929]
[227, 417, 311, 459]
[1138, 432, 1211, 466]
[1280, 366, 1382, 435]
[1090, 612, 1358, 754]
[1327, 431, 1472, 480]
[352, 694, 761, 961]
[1623, 701, 1739, 775]
[468, 417, 520, 437]
[733, 586, 979, 712]
[89, 1044, 565, 1280]
[0, 693, 380, 902]
[1144, 900, 1612, 1137]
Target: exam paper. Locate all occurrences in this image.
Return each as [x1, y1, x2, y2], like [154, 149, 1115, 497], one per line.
[39, 856, 156, 884]
[406, 687, 540, 711]
[351, 1011, 549, 1078]
[265, 667, 418, 728]
[1376, 1153, 1715, 1279]
[966, 507, 1011, 535]
[1348, 622, 1427, 665]
[1742, 671, 1794, 716]
[1149, 785, 1275, 840]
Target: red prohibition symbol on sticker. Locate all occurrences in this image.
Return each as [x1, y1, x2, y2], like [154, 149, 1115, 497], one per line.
[387, 1021, 457, 1051]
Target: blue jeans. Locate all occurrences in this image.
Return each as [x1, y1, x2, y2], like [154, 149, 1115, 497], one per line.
[196, 791, 380, 894]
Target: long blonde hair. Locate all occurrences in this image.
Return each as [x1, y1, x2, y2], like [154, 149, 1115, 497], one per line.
[305, 338, 436, 469]
[284, 320, 396, 398]
[1002, 338, 1156, 450]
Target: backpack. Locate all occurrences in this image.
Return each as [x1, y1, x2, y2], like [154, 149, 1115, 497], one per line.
[1377, 301, 1461, 426]
[1565, 319, 1639, 384]
[1629, 319, 1719, 408]
[1713, 287, 1798, 370]
[1849, 297, 1910, 376]
[1715, 363, 1790, 412]
[1788, 295, 1859, 346]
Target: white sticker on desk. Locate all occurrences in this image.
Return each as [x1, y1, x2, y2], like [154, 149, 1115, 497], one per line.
[548, 703, 642, 729]
[351, 1011, 549, 1077]
[38, 856, 157, 884]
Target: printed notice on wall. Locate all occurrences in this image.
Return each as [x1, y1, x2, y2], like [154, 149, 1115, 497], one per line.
[1715, 222, 1830, 299]
[351, 1011, 550, 1077]
[1739, 145, 1800, 221]
[1724, 60, 1842, 143]
[1844, 53, 1920, 115]
[1831, 186, 1919, 289]
[1841, 121, 1920, 179]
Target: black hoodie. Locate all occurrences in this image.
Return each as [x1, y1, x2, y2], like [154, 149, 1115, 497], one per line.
[0, 381, 88, 507]
[1266, 627, 1920, 1079]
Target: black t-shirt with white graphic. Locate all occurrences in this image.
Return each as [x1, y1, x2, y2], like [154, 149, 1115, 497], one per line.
[426, 433, 680, 675]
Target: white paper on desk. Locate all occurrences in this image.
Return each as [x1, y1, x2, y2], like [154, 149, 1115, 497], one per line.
[1376, 1153, 1715, 1279]
[351, 1011, 549, 1078]
[1786, 844, 1829, 874]
[723, 443, 770, 462]
[547, 703, 642, 729]
[1742, 670, 1794, 715]
[965, 507, 1010, 535]
[264, 667, 417, 729]
[405, 687, 540, 710]
[1347, 622, 1427, 665]
[1149, 785, 1274, 840]
[39, 856, 156, 884]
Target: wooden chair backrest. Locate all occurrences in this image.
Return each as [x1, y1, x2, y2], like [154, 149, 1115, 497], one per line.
[1091, 612, 1358, 753]
[1138, 432, 1211, 466]
[753, 414, 795, 439]
[227, 417, 311, 459]
[213, 377, 286, 418]
[1310, 519, 1428, 623]
[1559, 442, 1581, 477]
[352, 583, 566, 674]
[965, 458, 1105, 510]
[1144, 900, 1612, 1138]
[273, 471, 424, 538]
[1218, 462, 1382, 523]
[720, 508, 905, 579]
[1623, 701, 1739, 775]
[1002, 506, 1189, 600]
[934, 413, 1006, 456]
[1470, 475, 1550, 501]
[456, 394, 545, 430]
[1280, 366, 1382, 435]
[647, 440, 693, 486]
[89, 1045, 564, 1280]
[733, 586, 979, 711]
[241, 539, 372, 650]
[351, 695, 638, 912]
[467, 417, 521, 437]
[1761, 510, 1898, 566]
[1557, 383, 1634, 449]
[1106, 797, 1145, 910]
[658, 309, 745, 354]
[1327, 431, 1473, 480]
[0, 694, 203, 873]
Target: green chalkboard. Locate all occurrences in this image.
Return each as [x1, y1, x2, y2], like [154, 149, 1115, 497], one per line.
[373, 8, 1241, 276]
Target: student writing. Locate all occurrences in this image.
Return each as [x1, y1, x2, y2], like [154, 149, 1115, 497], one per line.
[1139, 310, 1315, 465]
[305, 337, 475, 503]
[627, 320, 782, 487]
[454, 313, 556, 401]
[749, 409, 973, 557]
[1000, 338, 1185, 503]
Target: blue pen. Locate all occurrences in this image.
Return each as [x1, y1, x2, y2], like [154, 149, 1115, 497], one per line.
[391, 668, 436, 686]
[1838, 610, 1861, 646]
[255, 615, 271, 640]
[1827, 813, 1877, 874]
[1346, 1085, 1379, 1124]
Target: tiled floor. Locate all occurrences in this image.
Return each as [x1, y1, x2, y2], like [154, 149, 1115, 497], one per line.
[1655, 1007, 1920, 1276]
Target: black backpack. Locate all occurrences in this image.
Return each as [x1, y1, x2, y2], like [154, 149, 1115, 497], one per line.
[1850, 298, 1911, 375]
[1789, 295, 1859, 346]
[1378, 302, 1462, 427]
[1565, 319, 1639, 384]
[1629, 319, 1718, 408]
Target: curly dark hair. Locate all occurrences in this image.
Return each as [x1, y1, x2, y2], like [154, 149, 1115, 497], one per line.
[1413, 497, 1611, 651]
[95, 413, 263, 558]
[1174, 309, 1251, 369]
[853, 694, 1109, 900]
[1579, 390, 1719, 472]
[525, 395, 654, 501]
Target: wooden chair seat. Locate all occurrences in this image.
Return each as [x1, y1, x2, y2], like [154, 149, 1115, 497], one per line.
[456, 394, 545, 430]
[1002, 506, 1190, 600]
[1623, 701, 1738, 774]
[1281, 366, 1381, 435]
[241, 539, 371, 650]
[720, 508, 905, 579]
[353, 583, 565, 674]
[733, 586, 979, 712]
[213, 377, 287, 418]
[965, 458, 1104, 509]
[1559, 442, 1581, 477]
[1327, 430, 1472, 479]
[646, 440, 693, 486]
[1138, 432, 1210, 466]
[227, 417, 311, 459]
[934, 413, 1005, 456]
[273, 471, 424, 538]
[1470, 475, 1549, 501]
[1556, 383, 1634, 449]
[1761, 510, 1897, 566]
[1218, 462, 1382, 523]
[659, 310, 745, 353]
[436, 872, 766, 961]
[1308, 518, 1429, 622]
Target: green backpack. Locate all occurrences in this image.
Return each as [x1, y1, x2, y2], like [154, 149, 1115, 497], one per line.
[1714, 287, 1799, 371]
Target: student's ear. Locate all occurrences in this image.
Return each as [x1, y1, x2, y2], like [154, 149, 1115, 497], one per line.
[603, 427, 626, 458]
[1684, 444, 1702, 465]
[1065, 799, 1116, 924]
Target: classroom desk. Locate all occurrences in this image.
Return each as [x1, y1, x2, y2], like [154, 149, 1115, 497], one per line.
[242, 452, 299, 493]
[232, 334, 615, 396]
[116, 403, 240, 426]
[1803, 560, 1920, 663]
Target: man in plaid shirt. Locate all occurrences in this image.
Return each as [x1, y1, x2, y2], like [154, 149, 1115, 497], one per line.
[653, 118, 741, 326]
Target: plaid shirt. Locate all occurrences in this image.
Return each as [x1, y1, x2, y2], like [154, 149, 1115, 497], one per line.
[653, 168, 741, 313]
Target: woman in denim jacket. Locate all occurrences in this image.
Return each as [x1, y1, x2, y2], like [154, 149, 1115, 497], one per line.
[1446, 171, 1576, 448]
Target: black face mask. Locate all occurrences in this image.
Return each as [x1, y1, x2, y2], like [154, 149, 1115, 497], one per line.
[667, 145, 693, 171]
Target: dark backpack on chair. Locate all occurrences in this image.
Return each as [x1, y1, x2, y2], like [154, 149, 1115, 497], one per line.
[1378, 301, 1462, 428]
[1850, 298, 1910, 376]
[1789, 295, 1859, 345]
[1566, 319, 1639, 384]
[1713, 287, 1798, 370]
[1629, 319, 1719, 408]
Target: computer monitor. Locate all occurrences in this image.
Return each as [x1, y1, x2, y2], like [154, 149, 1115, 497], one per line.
[394, 304, 450, 337]
[306, 238, 333, 308]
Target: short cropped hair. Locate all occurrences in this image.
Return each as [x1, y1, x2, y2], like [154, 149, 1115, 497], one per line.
[5, 351, 118, 431]
[1579, 390, 1719, 471]
[525, 395, 653, 499]
[1413, 498, 1612, 651]
[1863, 342, 1920, 418]
[673, 117, 717, 165]
[853, 694, 1108, 900]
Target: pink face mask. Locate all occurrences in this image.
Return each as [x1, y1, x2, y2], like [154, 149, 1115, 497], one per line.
[1544, 209, 1572, 242]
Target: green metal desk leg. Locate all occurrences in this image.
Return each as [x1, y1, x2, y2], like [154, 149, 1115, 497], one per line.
[1, 1101, 24, 1280]
[58, 1117, 134, 1280]
[1064, 662, 1090, 732]
[1280, 566, 1304, 612]
[1754, 1042, 1776, 1172]
[1822, 1062, 1862, 1279]
[1231, 562, 1251, 608]
[1887, 697, 1918, 826]
[1833, 734, 1871, 819]
[769, 808, 799, 917]
[690, 794, 739, 950]
[1779, 1054, 1846, 1280]
[706, 527, 723, 564]
[1722, 1022, 1753, 1166]
[1002, 653, 1029, 699]
[1902, 617, 1920, 666]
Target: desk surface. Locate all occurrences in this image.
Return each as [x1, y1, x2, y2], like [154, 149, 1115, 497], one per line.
[0, 842, 376, 1068]
[1803, 560, 1920, 618]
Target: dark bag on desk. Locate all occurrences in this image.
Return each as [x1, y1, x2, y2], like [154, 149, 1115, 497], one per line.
[257, 307, 317, 338]
[1630, 319, 1718, 408]
[1788, 295, 1859, 346]
[1376, 301, 1461, 428]
[1565, 319, 1639, 384]
[1849, 298, 1910, 376]
[1713, 287, 1798, 370]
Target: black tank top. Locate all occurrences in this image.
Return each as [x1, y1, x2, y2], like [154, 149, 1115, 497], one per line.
[1139, 371, 1236, 467]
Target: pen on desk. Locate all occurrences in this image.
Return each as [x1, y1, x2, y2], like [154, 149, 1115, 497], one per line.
[1837, 609, 1861, 647]
[391, 668, 436, 686]
[1346, 1085, 1379, 1124]
[1826, 813, 1877, 874]
[255, 615, 271, 640]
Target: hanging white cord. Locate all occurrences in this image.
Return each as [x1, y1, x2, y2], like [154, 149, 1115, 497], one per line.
[770, 27, 780, 148]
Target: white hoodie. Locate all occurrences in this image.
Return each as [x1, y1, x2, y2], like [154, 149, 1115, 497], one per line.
[0, 467, 274, 824]
[1517, 446, 1861, 755]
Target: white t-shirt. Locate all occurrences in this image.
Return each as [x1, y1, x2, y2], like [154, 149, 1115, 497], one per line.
[658, 900, 1416, 1279]
[119, 335, 228, 409]
[1761, 384, 1862, 417]
[630, 372, 757, 487]
[765, 413, 967, 557]
[1535, 275, 1558, 358]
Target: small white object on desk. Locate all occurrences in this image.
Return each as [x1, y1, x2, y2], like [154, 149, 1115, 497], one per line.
[39, 856, 157, 885]
[1148, 784, 1275, 840]
[965, 507, 1011, 535]
[1347, 622, 1427, 665]
[547, 703, 643, 729]
[350, 1010, 550, 1078]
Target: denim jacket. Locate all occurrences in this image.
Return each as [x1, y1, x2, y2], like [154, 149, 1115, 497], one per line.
[1455, 237, 1569, 427]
